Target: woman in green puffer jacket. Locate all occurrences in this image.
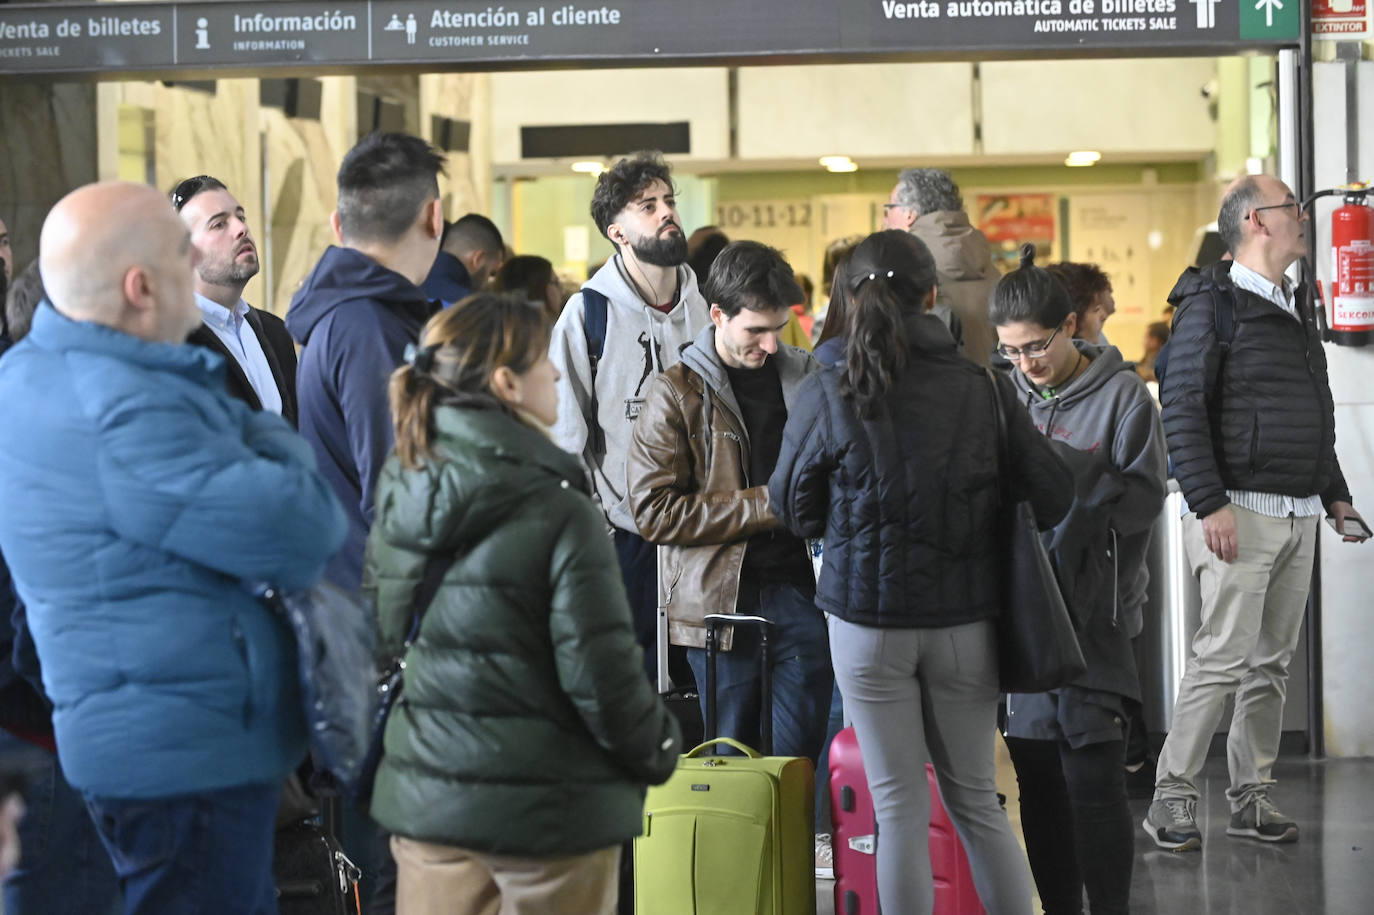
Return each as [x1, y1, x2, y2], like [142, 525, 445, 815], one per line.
[364, 293, 681, 915]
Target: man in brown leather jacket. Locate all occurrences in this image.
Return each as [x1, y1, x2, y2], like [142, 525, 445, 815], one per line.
[626, 241, 830, 765]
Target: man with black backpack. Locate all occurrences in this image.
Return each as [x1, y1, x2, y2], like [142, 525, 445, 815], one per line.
[1145, 174, 1366, 852]
[549, 152, 709, 684]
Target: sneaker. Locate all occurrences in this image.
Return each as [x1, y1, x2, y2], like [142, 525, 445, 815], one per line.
[1143, 797, 1202, 851]
[815, 833, 835, 879]
[1227, 794, 1298, 843]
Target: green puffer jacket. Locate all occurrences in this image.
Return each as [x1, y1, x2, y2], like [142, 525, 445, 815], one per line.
[364, 404, 682, 855]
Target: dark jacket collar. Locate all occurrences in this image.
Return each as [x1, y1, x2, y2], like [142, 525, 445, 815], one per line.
[285, 246, 434, 345]
[420, 252, 473, 306]
[27, 302, 223, 388]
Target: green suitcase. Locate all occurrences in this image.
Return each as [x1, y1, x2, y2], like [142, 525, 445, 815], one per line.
[634, 614, 816, 915]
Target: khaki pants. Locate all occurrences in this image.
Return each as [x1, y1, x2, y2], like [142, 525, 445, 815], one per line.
[391, 835, 619, 915]
[1155, 505, 1317, 810]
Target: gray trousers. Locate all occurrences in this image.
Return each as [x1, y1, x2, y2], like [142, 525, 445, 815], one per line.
[829, 616, 1033, 915]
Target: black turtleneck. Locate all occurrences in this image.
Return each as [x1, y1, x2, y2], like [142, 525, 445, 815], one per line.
[723, 359, 814, 590]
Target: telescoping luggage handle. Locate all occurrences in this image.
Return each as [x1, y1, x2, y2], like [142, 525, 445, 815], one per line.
[703, 613, 774, 756]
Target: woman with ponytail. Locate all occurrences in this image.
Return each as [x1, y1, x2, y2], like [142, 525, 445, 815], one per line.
[990, 245, 1166, 915]
[364, 293, 681, 914]
[771, 231, 1071, 914]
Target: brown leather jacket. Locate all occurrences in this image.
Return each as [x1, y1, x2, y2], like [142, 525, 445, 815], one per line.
[626, 325, 817, 650]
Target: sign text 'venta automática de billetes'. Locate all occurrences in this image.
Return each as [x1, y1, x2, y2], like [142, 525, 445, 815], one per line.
[882, 0, 1176, 16]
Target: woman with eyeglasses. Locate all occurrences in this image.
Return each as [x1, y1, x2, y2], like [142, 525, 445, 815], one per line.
[990, 245, 1167, 915]
[771, 230, 1071, 915]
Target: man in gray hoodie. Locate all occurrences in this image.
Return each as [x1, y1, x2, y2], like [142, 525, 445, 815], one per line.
[549, 152, 709, 683]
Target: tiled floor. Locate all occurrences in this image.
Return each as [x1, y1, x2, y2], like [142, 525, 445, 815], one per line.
[816, 747, 1374, 914]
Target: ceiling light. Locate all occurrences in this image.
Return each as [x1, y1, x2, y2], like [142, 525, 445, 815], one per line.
[571, 160, 605, 175]
[1065, 150, 1102, 167]
[819, 155, 852, 168]
[826, 160, 859, 173]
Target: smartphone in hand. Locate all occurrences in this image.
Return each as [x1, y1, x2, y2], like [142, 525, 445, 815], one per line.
[1325, 515, 1372, 541]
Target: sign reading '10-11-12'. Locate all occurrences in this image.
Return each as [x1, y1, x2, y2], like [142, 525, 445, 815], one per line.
[0, 0, 1300, 76]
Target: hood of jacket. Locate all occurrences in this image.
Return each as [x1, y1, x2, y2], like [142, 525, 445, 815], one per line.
[374, 404, 588, 556]
[678, 322, 816, 420]
[1166, 259, 1233, 308]
[286, 246, 433, 345]
[420, 251, 473, 306]
[1010, 339, 1136, 413]
[583, 255, 700, 349]
[910, 210, 999, 283]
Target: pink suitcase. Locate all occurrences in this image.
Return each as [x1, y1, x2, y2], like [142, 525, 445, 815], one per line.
[828, 726, 985, 915]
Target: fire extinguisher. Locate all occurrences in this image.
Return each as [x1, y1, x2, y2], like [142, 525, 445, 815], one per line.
[1328, 189, 1374, 346]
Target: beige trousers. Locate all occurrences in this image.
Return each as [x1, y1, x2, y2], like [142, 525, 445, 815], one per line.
[1155, 504, 1317, 810]
[391, 835, 620, 915]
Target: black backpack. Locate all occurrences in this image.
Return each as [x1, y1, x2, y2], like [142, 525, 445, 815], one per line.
[1154, 288, 1234, 391]
[580, 287, 610, 459]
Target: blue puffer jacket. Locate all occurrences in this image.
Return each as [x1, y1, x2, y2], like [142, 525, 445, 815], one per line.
[0, 305, 347, 799]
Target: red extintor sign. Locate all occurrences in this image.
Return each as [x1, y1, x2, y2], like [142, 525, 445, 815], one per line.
[1312, 0, 1371, 38]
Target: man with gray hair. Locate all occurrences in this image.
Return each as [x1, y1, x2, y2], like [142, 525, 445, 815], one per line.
[883, 168, 999, 366]
[1146, 173, 1365, 851]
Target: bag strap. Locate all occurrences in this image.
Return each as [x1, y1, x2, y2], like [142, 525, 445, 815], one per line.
[581, 287, 609, 460]
[985, 368, 1011, 508]
[402, 551, 462, 646]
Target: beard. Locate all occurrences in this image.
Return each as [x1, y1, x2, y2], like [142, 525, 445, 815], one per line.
[629, 226, 688, 268]
[198, 252, 259, 288]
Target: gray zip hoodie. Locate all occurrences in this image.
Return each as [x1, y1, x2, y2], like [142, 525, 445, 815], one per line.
[1009, 341, 1167, 696]
[550, 255, 709, 532]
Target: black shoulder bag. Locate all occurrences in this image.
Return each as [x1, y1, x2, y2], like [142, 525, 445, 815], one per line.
[985, 369, 1086, 693]
[353, 550, 461, 809]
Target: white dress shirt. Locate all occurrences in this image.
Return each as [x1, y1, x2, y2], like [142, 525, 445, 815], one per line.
[194, 293, 283, 415]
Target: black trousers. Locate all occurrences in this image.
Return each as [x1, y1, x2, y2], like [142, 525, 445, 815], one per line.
[1005, 736, 1133, 915]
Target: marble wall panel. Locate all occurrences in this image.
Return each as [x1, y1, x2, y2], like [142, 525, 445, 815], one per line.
[260, 76, 359, 316]
[420, 73, 492, 221]
[0, 82, 98, 279]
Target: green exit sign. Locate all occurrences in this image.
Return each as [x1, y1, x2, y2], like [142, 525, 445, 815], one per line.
[1240, 0, 1301, 39]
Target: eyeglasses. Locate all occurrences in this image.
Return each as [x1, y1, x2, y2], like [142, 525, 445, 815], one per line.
[1247, 201, 1302, 220]
[169, 175, 220, 212]
[882, 203, 904, 213]
[995, 323, 1064, 361]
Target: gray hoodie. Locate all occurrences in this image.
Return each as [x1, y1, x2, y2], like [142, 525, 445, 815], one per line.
[550, 255, 709, 532]
[1009, 341, 1167, 697]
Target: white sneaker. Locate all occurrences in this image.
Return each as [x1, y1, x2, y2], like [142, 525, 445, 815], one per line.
[815, 833, 835, 879]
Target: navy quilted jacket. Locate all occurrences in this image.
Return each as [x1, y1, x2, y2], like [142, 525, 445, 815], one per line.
[1161, 262, 1350, 518]
[769, 313, 1072, 628]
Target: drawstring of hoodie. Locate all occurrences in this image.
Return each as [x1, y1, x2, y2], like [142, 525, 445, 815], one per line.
[616, 259, 691, 377]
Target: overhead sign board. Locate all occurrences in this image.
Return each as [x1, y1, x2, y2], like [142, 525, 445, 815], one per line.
[0, 0, 1303, 77]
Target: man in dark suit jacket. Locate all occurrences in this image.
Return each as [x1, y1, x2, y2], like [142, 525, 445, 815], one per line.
[172, 175, 298, 425]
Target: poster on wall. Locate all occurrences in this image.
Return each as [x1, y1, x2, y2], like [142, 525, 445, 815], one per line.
[1067, 194, 1150, 321]
[976, 194, 1056, 273]
[1312, 0, 1371, 39]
